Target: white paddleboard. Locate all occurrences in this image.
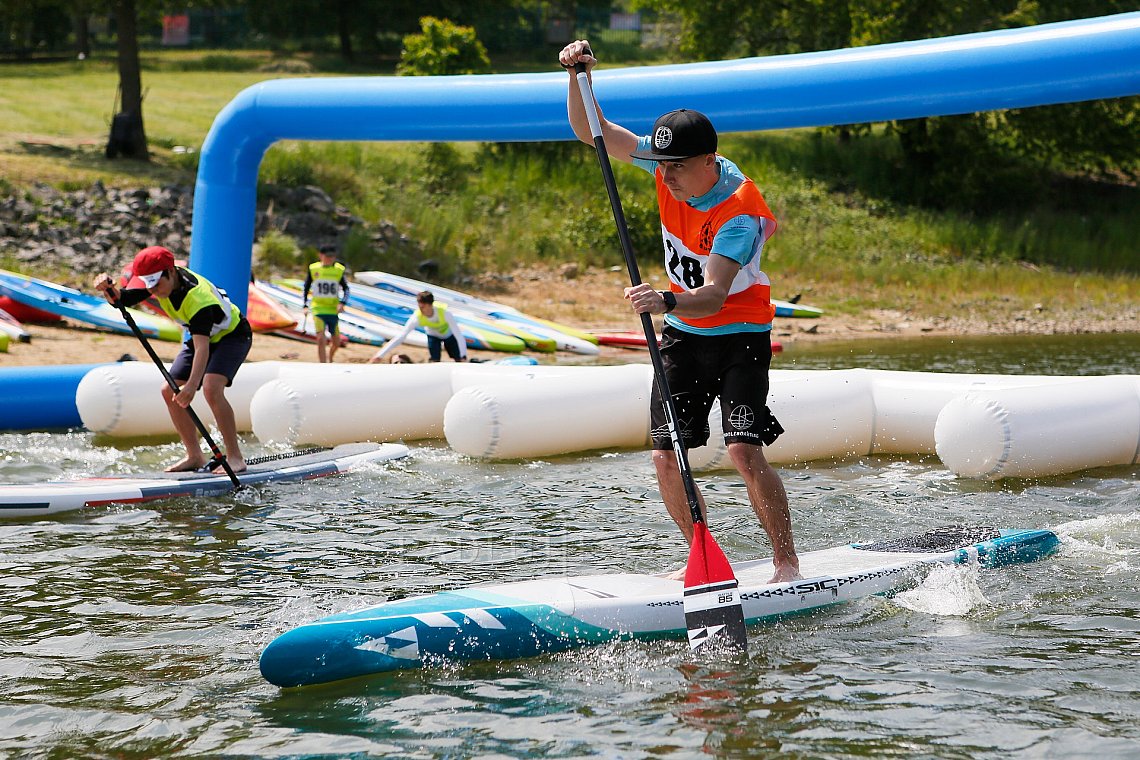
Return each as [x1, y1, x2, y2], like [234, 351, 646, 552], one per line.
[0, 442, 408, 518]
[260, 525, 1058, 688]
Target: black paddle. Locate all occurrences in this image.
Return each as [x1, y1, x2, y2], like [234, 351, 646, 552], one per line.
[109, 292, 242, 489]
[570, 53, 748, 652]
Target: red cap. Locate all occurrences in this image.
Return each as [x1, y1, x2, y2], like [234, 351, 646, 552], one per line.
[131, 246, 175, 288]
[119, 263, 145, 290]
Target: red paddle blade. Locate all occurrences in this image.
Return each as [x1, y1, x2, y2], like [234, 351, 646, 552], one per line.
[683, 521, 748, 652]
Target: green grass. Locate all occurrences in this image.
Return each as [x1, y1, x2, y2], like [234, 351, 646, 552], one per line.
[1, 52, 1136, 322]
[0, 63, 311, 147]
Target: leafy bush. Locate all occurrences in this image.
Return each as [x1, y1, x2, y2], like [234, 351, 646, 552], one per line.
[260, 143, 366, 200]
[260, 146, 317, 188]
[422, 143, 469, 195]
[254, 230, 302, 275]
[475, 141, 585, 168]
[562, 194, 660, 269]
[397, 17, 491, 76]
[339, 226, 426, 277]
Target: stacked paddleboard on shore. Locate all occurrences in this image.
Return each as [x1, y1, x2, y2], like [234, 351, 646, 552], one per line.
[259, 525, 1059, 688]
[351, 270, 819, 356]
[0, 269, 182, 341]
[0, 294, 62, 323]
[773, 297, 823, 318]
[245, 281, 298, 333]
[254, 280, 389, 347]
[354, 271, 600, 356]
[0, 306, 31, 344]
[272, 279, 529, 354]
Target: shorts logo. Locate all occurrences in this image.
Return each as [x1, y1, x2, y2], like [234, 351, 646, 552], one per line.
[653, 126, 673, 150]
[728, 405, 754, 431]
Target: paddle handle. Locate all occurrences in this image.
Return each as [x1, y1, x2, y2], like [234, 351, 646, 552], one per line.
[112, 294, 241, 488]
[571, 61, 705, 527]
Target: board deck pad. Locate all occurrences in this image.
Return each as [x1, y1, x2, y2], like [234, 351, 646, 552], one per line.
[260, 525, 1059, 688]
[0, 442, 408, 518]
[856, 525, 999, 552]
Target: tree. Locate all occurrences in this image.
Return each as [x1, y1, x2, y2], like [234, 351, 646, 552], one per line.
[106, 0, 148, 160]
[104, 0, 236, 161]
[70, 0, 100, 58]
[637, 0, 1138, 206]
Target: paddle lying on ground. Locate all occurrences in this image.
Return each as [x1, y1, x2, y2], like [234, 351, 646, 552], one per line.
[570, 54, 747, 652]
[111, 296, 242, 489]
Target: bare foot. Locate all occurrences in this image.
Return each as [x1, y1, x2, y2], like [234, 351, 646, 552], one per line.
[659, 566, 687, 581]
[165, 457, 206, 473]
[214, 458, 246, 475]
[769, 563, 803, 585]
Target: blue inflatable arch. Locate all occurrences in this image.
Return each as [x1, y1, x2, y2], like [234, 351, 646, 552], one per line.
[191, 12, 1140, 308]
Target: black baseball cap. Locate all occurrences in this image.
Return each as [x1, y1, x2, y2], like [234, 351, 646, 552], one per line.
[629, 109, 718, 161]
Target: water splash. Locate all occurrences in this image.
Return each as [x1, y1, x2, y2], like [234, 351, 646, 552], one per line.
[1055, 511, 1140, 550]
[892, 563, 989, 616]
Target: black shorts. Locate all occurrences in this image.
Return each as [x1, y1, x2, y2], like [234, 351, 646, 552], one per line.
[170, 319, 253, 387]
[314, 313, 340, 336]
[427, 334, 463, 362]
[650, 326, 783, 450]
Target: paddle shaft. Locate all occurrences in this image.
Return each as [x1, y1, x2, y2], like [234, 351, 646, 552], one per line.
[571, 63, 704, 528]
[112, 297, 242, 488]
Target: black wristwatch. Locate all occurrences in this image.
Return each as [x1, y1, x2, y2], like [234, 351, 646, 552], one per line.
[659, 290, 677, 313]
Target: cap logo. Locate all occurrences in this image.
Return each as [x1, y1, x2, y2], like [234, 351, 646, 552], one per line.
[653, 126, 673, 151]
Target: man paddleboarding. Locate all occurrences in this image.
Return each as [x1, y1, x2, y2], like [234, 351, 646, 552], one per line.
[562, 40, 800, 584]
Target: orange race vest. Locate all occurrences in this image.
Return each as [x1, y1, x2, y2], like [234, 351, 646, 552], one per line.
[656, 169, 778, 330]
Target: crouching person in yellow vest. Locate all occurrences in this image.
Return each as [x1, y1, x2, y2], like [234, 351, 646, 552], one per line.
[369, 290, 467, 363]
[93, 246, 253, 474]
[302, 245, 349, 363]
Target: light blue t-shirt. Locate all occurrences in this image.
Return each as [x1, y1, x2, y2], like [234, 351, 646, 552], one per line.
[633, 135, 770, 335]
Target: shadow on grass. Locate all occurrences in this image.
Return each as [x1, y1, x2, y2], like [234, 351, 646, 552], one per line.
[8, 139, 195, 188]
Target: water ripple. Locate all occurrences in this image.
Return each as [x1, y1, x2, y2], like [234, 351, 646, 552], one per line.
[3, 335, 1139, 757]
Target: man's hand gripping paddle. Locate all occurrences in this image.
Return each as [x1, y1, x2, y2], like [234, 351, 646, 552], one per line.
[569, 51, 747, 653]
[109, 291, 242, 489]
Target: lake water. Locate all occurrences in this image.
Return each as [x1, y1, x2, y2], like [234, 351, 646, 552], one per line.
[1, 334, 1137, 758]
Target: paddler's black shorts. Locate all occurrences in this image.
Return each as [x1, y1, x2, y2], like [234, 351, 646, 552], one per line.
[314, 313, 340, 336]
[650, 326, 784, 450]
[170, 318, 253, 387]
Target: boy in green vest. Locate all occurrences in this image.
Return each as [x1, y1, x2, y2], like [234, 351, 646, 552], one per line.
[302, 244, 349, 363]
[369, 290, 467, 363]
[92, 246, 253, 474]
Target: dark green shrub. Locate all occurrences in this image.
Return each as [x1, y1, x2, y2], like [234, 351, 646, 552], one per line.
[397, 17, 491, 76]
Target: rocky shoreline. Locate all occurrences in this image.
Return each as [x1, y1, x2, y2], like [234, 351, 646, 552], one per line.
[0, 181, 417, 280]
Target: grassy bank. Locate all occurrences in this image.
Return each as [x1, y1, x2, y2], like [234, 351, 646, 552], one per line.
[1, 53, 1136, 325]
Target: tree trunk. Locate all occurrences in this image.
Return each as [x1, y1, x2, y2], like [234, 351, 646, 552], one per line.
[895, 117, 931, 172]
[108, 0, 149, 160]
[74, 13, 90, 58]
[337, 0, 355, 63]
